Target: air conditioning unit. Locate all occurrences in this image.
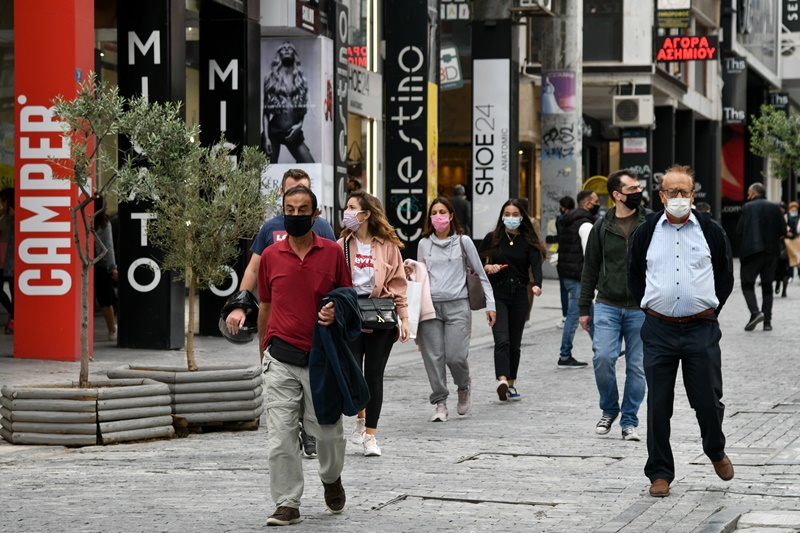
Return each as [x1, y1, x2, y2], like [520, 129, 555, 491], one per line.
[612, 95, 654, 127]
[519, 0, 552, 9]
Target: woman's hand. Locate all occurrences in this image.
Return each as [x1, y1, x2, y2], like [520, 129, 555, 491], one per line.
[404, 265, 413, 279]
[484, 264, 507, 275]
[532, 286, 542, 297]
[486, 311, 496, 327]
[399, 318, 411, 343]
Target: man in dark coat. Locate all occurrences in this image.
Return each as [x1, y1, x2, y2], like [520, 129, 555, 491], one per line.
[737, 182, 787, 331]
[449, 184, 472, 236]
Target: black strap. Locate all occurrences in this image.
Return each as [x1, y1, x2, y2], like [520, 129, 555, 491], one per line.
[344, 235, 352, 268]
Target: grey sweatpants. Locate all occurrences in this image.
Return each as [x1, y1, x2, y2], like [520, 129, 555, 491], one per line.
[263, 354, 346, 510]
[417, 298, 472, 405]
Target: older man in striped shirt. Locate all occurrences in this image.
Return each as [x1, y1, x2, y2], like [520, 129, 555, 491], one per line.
[627, 165, 734, 498]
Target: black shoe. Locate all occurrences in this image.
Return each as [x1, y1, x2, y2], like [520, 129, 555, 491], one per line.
[744, 312, 764, 331]
[764, 321, 773, 331]
[322, 476, 346, 514]
[775, 283, 781, 295]
[558, 356, 588, 368]
[299, 427, 317, 458]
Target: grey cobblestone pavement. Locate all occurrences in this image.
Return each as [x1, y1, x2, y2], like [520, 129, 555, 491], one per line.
[2, 262, 800, 532]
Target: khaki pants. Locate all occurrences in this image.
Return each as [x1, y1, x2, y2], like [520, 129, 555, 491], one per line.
[263, 354, 346, 509]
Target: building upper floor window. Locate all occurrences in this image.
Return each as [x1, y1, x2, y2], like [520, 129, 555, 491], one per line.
[584, 0, 623, 61]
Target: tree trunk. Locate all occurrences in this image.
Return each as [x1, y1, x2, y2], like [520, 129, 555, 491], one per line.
[79, 262, 90, 387]
[186, 268, 198, 371]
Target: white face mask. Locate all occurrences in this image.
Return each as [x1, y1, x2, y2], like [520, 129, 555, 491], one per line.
[665, 197, 691, 219]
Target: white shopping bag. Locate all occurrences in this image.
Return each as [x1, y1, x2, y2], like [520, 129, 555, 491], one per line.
[406, 280, 423, 339]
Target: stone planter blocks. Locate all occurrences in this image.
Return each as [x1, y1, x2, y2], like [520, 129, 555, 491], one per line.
[106, 365, 264, 427]
[0, 379, 176, 446]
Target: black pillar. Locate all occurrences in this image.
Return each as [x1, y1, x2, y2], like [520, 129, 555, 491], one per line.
[116, 0, 186, 349]
[652, 105, 675, 208]
[695, 120, 721, 218]
[197, 0, 261, 336]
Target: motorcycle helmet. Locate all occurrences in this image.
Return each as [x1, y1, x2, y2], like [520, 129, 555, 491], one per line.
[218, 290, 259, 344]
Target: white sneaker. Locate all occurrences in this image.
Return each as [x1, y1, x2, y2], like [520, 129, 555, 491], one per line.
[363, 434, 381, 456]
[524, 319, 532, 329]
[456, 387, 472, 416]
[430, 403, 448, 422]
[108, 330, 117, 342]
[556, 317, 566, 329]
[622, 427, 641, 441]
[350, 418, 366, 446]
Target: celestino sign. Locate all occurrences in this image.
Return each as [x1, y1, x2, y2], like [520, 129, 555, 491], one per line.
[655, 35, 719, 62]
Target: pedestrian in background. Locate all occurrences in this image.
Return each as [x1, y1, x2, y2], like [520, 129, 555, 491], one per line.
[94, 200, 118, 344]
[449, 184, 472, 236]
[786, 201, 799, 284]
[578, 170, 647, 441]
[338, 190, 410, 457]
[556, 190, 599, 368]
[479, 199, 545, 402]
[416, 197, 496, 422]
[0, 188, 14, 335]
[551, 196, 576, 328]
[737, 182, 786, 332]
[226, 168, 335, 459]
[628, 165, 735, 498]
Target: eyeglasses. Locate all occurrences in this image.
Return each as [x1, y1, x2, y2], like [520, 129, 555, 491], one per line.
[661, 188, 694, 199]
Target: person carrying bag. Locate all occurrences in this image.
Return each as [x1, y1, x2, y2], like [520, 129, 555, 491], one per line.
[337, 190, 410, 457]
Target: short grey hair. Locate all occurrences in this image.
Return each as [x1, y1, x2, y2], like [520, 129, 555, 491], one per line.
[454, 184, 465, 196]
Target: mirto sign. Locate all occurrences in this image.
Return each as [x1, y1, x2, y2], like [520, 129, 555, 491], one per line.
[655, 35, 718, 62]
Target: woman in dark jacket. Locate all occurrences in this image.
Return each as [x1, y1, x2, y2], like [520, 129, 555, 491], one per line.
[479, 198, 547, 402]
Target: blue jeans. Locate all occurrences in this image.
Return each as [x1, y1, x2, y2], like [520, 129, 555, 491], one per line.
[559, 278, 593, 357]
[591, 302, 646, 430]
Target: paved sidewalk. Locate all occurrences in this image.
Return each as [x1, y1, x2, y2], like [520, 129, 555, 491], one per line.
[2, 267, 800, 532]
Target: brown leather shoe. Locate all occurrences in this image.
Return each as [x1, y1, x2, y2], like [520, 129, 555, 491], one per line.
[322, 476, 346, 514]
[649, 479, 670, 497]
[712, 454, 734, 481]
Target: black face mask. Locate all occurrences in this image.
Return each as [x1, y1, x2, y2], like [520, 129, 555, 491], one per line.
[284, 214, 314, 237]
[589, 204, 600, 216]
[621, 191, 643, 210]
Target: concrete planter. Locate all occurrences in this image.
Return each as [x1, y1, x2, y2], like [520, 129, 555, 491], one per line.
[0, 378, 175, 446]
[106, 365, 263, 429]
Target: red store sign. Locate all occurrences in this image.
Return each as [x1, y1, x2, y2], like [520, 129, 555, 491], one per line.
[655, 35, 719, 62]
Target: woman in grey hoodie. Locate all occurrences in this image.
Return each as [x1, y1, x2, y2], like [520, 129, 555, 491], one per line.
[416, 197, 496, 422]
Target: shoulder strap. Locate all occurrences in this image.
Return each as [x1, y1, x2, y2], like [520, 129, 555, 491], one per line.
[344, 235, 352, 267]
[458, 235, 469, 273]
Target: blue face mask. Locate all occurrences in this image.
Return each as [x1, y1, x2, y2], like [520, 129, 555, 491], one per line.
[503, 216, 521, 231]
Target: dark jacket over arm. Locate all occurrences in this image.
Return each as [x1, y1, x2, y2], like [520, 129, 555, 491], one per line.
[627, 210, 734, 315]
[309, 287, 370, 425]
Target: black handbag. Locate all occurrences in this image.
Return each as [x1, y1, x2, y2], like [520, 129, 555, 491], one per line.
[344, 236, 398, 329]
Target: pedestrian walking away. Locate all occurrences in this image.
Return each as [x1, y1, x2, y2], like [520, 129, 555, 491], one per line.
[479, 198, 545, 402]
[256, 185, 354, 525]
[415, 197, 496, 422]
[627, 164, 735, 498]
[578, 170, 647, 441]
[737, 182, 786, 332]
[548, 195, 576, 329]
[0, 188, 15, 335]
[449, 184, 472, 236]
[226, 168, 335, 458]
[556, 190, 599, 368]
[338, 190, 411, 457]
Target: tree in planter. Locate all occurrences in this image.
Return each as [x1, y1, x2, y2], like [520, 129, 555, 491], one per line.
[52, 76, 126, 387]
[749, 104, 800, 181]
[116, 96, 278, 371]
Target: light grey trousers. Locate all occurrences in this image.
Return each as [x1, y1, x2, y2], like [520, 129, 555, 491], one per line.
[263, 354, 346, 510]
[417, 298, 472, 405]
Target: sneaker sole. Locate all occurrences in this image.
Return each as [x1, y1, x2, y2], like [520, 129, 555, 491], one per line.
[302, 451, 317, 459]
[508, 396, 521, 402]
[623, 435, 641, 441]
[430, 416, 447, 422]
[364, 449, 382, 457]
[497, 382, 509, 401]
[596, 427, 612, 435]
[557, 365, 587, 369]
[325, 504, 346, 515]
[267, 517, 302, 526]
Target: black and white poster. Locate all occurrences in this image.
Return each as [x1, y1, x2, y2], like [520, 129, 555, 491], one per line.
[260, 37, 334, 219]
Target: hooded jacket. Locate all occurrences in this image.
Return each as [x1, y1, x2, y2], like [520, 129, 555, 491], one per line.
[309, 287, 371, 425]
[556, 208, 596, 280]
[417, 233, 496, 312]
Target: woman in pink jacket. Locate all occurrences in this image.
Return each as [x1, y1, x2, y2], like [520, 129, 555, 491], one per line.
[338, 190, 410, 457]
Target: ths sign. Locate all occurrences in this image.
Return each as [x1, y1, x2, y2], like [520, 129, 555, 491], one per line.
[655, 35, 718, 62]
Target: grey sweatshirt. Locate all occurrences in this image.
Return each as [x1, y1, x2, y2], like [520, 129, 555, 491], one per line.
[417, 233, 496, 312]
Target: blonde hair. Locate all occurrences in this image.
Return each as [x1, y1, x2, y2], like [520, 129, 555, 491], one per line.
[660, 164, 696, 188]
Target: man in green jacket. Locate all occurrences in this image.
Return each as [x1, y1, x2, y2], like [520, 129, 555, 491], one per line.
[578, 169, 647, 441]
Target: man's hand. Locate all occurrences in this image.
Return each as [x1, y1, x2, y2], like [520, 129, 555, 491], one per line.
[226, 308, 246, 335]
[486, 311, 497, 327]
[532, 286, 542, 297]
[579, 315, 592, 332]
[318, 301, 335, 326]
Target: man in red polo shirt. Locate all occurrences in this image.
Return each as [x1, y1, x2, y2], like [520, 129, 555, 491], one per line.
[258, 185, 353, 527]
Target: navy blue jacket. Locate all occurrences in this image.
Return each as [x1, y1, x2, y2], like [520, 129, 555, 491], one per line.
[309, 287, 370, 425]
